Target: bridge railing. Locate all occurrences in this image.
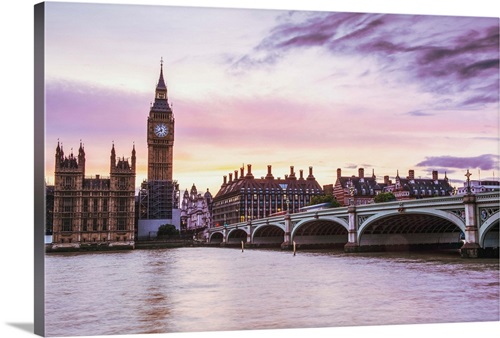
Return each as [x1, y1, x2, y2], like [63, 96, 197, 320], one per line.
[207, 192, 499, 233]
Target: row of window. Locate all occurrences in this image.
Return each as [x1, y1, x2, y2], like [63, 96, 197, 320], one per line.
[59, 236, 130, 243]
[60, 219, 129, 232]
[237, 187, 322, 193]
[81, 192, 110, 196]
[59, 198, 131, 213]
[59, 178, 133, 189]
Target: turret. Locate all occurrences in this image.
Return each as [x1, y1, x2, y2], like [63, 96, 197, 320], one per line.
[131, 144, 136, 172]
[55, 141, 62, 168]
[190, 183, 198, 197]
[78, 141, 86, 176]
[110, 143, 116, 172]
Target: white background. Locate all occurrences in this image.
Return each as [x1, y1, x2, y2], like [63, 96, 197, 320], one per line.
[1, 1, 499, 338]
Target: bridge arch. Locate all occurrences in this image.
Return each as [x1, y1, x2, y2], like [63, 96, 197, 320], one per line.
[209, 231, 224, 244]
[479, 212, 499, 249]
[252, 223, 284, 245]
[358, 209, 465, 247]
[227, 228, 249, 244]
[291, 217, 348, 247]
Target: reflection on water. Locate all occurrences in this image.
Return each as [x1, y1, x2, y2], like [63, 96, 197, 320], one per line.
[45, 248, 499, 337]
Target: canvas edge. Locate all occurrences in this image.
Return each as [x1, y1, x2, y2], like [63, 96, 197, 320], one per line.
[34, 2, 46, 336]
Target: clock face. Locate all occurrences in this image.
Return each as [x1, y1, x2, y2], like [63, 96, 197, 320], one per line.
[154, 123, 168, 137]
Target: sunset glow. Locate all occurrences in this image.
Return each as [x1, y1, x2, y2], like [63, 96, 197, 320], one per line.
[44, 2, 499, 195]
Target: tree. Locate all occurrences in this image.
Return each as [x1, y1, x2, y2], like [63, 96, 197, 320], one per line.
[157, 224, 179, 237]
[309, 194, 341, 208]
[373, 192, 396, 203]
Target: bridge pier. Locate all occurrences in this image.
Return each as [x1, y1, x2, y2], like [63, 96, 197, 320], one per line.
[281, 212, 293, 250]
[344, 204, 360, 253]
[246, 220, 252, 245]
[460, 194, 481, 258]
[221, 228, 227, 246]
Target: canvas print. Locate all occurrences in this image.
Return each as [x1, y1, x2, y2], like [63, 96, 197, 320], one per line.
[34, 1, 499, 337]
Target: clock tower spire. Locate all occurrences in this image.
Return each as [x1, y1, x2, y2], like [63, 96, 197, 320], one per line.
[155, 57, 168, 100]
[147, 58, 175, 181]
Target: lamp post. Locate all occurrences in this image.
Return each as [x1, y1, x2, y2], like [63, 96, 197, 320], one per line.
[349, 185, 355, 206]
[465, 169, 472, 195]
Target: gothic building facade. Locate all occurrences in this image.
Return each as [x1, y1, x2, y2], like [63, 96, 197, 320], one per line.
[212, 164, 324, 226]
[179, 184, 213, 232]
[51, 142, 136, 250]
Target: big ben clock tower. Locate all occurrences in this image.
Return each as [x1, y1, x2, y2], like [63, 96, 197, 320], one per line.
[147, 59, 174, 181]
[138, 59, 179, 238]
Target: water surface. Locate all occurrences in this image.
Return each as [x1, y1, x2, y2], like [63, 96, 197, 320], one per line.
[45, 247, 499, 336]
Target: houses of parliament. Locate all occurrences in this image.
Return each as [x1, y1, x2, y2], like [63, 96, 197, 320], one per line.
[49, 61, 178, 250]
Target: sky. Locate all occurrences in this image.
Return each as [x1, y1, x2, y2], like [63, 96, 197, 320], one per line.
[43, 1, 499, 196]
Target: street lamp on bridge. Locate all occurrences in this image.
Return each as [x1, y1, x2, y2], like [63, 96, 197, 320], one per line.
[349, 184, 355, 206]
[465, 169, 472, 195]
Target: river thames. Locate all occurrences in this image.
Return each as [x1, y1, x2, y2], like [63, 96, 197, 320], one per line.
[44, 247, 499, 337]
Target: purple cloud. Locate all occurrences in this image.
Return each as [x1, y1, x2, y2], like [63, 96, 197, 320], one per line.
[231, 12, 499, 110]
[406, 110, 435, 117]
[473, 136, 500, 142]
[416, 154, 499, 171]
[345, 163, 358, 169]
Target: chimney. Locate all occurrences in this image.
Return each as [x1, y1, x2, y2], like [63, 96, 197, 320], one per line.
[358, 168, 364, 178]
[229, 173, 233, 183]
[384, 175, 390, 185]
[432, 170, 438, 181]
[240, 167, 244, 177]
[234, 170, 239, 180]
[299, 169, 304, 180]
[246, 164, 254, 178]
[96, 174, 100, 180]
[408, 169, 415, 180]
[307, 166, 315, 180]
[223, 175, 227, 185]
[266, 165, 274, 179]
[337, 168, 342, 179]
[289, 166, 296, 179]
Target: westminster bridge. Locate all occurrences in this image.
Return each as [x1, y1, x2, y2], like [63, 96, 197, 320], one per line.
[206, 192, 499, 258]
